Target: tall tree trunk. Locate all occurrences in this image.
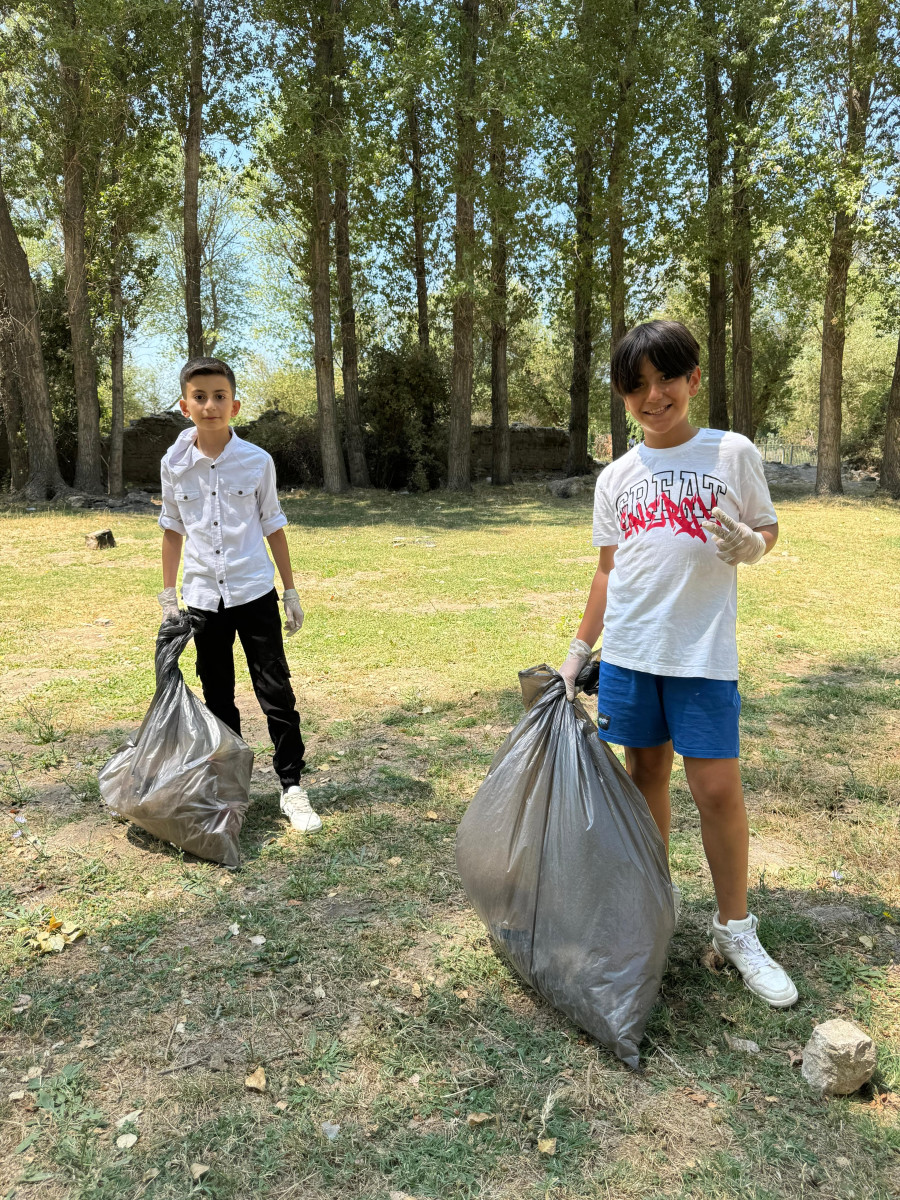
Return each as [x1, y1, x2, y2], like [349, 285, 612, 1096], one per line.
[309, 0, 347, 494]
[730, 24, 754, 441]
[60, 54, 102, 494]
[567, 143, 593, 476]
[109, 252, 125, 497]
[702, 0, 728, 430]
[881, 330, 900, 499]
[447, 0, 479, 491]
[408, 99, 430, 350]
[816, 7, 877, 496]
[184, 0, 204, 358]
[0, 290, 29, 492]
[488, 92, 510, 486]
[0, 174, 67, 498]
[332, 38, 370, 488]
[390, 0, 430, 349]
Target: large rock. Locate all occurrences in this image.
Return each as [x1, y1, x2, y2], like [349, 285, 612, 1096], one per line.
[546, 477, 584, 499]
[801, 1019, 876, 1096]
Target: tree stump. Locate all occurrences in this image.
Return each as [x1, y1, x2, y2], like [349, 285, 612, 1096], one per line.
[85, 529, 116, 550]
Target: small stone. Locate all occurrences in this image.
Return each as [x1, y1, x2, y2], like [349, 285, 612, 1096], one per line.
[801, 1019, 876, 1096]
[547, 477, 583, 499]
[835, 1156, 851, 1169]
[85, 528, 116, 549]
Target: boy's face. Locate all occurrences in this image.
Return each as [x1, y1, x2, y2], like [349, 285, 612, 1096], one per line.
[180, 373, 240, 430]
[622, 357, 700, 438]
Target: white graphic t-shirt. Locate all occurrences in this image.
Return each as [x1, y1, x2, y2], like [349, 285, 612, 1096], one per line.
[592, 429, 776, 680]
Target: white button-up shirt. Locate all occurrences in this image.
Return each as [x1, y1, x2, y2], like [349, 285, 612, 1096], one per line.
[159, 427, 288, 611]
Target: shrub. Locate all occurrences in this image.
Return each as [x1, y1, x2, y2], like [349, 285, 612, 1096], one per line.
[241, 409, 323, 486]
[358, 346, 449, 491]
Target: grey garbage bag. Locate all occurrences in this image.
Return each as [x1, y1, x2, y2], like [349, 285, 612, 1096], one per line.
[98, 613, 253, 868]
[455, 662, 674, 1068]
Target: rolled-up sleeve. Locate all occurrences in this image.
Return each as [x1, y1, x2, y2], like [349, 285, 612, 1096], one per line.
[257, 457, 288, 536]
[158, 460, 186, 535]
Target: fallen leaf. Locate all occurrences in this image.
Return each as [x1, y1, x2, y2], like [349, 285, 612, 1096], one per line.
[537, 1136, 557, 1156]
[143, 1168, 160, 1181]
[454, 988, 469, 1000]
[116, 1109, 143, 1128]
[685, 1090, 712, 1106]
[408, 1073, 421, 1086]
[787, 1050, 803, 1067]
[190, 1163, 209, 1181]
[859, 935, 875, 951]
[248, 935, 267, 947]
[387, 856, 402, 867]
[764, 1096, 780, 1104]
[245, 1066, 267, 1093]
[228, 923, 240, 936]
[11, 994, 32, 1014]
[724, 1035, 760, 1054]
[313, 985, 326, 999]
[77, 1039, 97, 1050]
[174, 1022, 186, 1034]
[275, 1100, 288, 1111]
[321, 1120, 341, 1141]
[466, 1112, 495, 1127]
[116, 1133, 138, 1149]
[410, 982, 422, 998]
[425, 811, 439, 821]
[700, 948, 725, 973]
[8, 1090, 25, 1101]
[25, 1067, 42, 1081]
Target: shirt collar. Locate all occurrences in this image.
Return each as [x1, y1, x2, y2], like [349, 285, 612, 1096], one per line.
[170, 427, 242, 479]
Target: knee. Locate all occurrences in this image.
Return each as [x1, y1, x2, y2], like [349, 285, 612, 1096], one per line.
[691, 781, 744, 820]
[627, 746, 673, 792]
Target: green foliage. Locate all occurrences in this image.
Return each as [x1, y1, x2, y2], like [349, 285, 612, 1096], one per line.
[240, 409, 323, 487]
[358, 345, 449, 491]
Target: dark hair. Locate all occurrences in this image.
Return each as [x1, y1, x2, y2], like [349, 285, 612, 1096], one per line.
[610, 320, 700, 397]
[180, 356, 237, 397]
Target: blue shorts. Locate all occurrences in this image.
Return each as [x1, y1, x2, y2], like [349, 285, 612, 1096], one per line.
[595, 660, 741, 760]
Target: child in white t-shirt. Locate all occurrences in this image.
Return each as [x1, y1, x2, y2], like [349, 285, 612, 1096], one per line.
[560, 320, 797, 1008]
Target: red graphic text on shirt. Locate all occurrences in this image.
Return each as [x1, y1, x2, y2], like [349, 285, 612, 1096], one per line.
[615, 470, 728, 541]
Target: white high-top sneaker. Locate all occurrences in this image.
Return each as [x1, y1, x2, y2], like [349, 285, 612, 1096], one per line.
[280, 786, 322, 834]
[711, 912, 798, 1008]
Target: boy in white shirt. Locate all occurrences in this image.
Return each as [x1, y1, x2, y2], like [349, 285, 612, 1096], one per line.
[560, 321, 797, 1008]
[157, 356, 321, 834]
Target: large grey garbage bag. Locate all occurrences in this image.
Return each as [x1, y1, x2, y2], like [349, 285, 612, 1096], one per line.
[99, 614, 253, 868]
[455, 663, 674, 1068]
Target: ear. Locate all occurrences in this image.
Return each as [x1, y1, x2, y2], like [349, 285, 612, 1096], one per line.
[688, 366, 702, 396]
[178, 397, 190, 416]
[231, 398, 241, 416]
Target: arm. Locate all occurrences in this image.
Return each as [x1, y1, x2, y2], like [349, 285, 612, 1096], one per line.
[265, 527, 294, 590]
[161, 529, 184, 589]
[559, 545, 616, 700]
[755, 522, 778, 555]
[266, 528, 303, 636]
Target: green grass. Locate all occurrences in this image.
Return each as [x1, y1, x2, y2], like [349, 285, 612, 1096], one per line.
[0, 483, 898, 1198]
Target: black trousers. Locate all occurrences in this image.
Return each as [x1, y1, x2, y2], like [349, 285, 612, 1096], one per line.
[189, 589, 305, 788]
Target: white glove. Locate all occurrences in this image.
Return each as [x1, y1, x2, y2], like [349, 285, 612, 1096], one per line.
[157, 587, 182, 622]
[282, 588, 304, 637]
[701, 507, 767, 565]
[559, 637, 593, 702]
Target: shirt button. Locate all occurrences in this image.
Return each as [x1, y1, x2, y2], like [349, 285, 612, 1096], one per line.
[219, 578, 224, 583]
[213, 521, 218, 526]
[216, 549, 221, 554]
[238, 490, 243, 494]
[210, 465, 216, 470]
[211, 490, 216, 496]
[183, 494, 188, 499]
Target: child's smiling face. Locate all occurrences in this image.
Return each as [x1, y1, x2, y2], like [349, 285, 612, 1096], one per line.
[623, 357, 700, 443]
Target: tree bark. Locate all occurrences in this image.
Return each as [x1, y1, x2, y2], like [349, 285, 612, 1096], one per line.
[567, 143, 593, 476]
[447, 0, 479, 491]
[816, 6, 877, 497]
[332, 36, 370, 488]
[0, 289, 29, 492]
[408, 99, 430, 350]
[109, 253, 125, 497]
[702, 0, 728, 430]
[60, 48, 102, 494]
[184, 0, 204, 359]
[0, 174, 67, 498]
[488, 93, 511, 486]
[309, 0, 347, 494]
[730, 23, 754, 441]
[881, 330, 900, 498]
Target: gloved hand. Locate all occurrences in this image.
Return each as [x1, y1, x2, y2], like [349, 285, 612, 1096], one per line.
[157, 587, 182, 622]
[282, 588, 304, 637]
[559, 637, 593, 702]
[701, 507, 767, 565]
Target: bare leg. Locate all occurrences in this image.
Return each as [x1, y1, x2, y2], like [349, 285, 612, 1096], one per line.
[625, 742, 675, 853]
[682, 757, 748, 924]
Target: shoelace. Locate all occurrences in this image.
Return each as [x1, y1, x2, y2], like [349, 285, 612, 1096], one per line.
[284, 790, 313, 813]
[730, 930, 774, 974]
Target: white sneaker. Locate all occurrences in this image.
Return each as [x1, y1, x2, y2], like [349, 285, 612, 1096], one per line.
[280, 786, 322, 833]
[711, 912, 798, 1008]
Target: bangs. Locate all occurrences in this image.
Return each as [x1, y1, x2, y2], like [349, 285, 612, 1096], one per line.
[611, 321, 700, 396]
